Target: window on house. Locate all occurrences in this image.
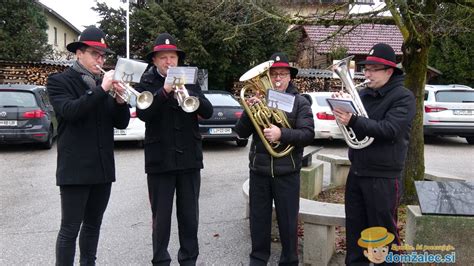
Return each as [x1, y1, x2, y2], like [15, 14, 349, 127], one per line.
[54, 27, 58, 46]
[64, 33, 67, 47]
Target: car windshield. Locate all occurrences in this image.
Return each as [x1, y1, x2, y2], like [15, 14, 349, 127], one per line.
[435, 91, 474, 103]
[0, 91, 37, 107]
[205, 93, 241, 107]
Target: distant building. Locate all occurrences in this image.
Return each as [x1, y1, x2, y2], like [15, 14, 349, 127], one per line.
[37, 1, 81, 60]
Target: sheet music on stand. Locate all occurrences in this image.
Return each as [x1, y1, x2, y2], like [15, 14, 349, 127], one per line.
[326, 98, 357, 114]
[165, 67, 198, 85]
[113, 58, 148, 83]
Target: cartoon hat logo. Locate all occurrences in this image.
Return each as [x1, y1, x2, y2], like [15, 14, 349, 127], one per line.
[358, 227, 394, 264]
[165, 39, 170, 45]
[369, 48, 374, 55]
[275, 56, 280, 61]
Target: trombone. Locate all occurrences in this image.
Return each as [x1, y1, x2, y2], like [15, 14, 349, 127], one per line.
[96, 65, 153, 110]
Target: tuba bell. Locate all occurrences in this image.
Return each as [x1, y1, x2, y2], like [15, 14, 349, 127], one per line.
[329, 56, 374, 149]
[239, 60, 294, 158]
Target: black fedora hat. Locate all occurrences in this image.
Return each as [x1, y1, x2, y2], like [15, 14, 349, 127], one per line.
[146, 33, 186, 62]
[66, 26, 114, 54]
[269, 52, 298, 78]
[357, 43, 403, 75]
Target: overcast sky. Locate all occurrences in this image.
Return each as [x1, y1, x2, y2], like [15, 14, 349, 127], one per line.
[38, 0, 387, 32]
[39, 0, 126, 31]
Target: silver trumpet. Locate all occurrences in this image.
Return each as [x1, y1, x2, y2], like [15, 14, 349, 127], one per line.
[172, 77, 200, 113]
[96, 65, 153, 110]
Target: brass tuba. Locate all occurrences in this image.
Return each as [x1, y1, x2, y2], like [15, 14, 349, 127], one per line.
[329, 56, 374, 149]
[239, 60, 294, 158]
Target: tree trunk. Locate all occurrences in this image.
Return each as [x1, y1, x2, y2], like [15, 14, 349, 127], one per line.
[401, 38, 431, 204]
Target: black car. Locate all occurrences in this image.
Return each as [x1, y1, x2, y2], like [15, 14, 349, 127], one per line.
[0, 84, 57, 149]
[199, 90, 248, 147]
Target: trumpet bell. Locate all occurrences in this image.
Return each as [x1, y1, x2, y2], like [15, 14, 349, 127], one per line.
[136, 91, 154, 110]
[181, 96, 200, 113]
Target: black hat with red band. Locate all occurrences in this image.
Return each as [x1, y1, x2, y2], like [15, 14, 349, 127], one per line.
[357, 43, 403, 75]
[269, 52, 298, 78]
[66, 26, 114, 54]
[146, 33, 186, 62]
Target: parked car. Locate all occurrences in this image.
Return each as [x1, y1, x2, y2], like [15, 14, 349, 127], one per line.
[423, 84, 474, 144]
[0, 84, 57, 149]
[303, 92, 343, 140]
[113, 96, 145, 146]
[199, 90, 248, 147]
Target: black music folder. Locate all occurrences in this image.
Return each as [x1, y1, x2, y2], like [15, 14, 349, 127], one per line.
[326, 98, 357, 114]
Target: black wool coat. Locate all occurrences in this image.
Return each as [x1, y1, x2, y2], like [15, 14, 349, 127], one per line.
[135, 66, 213, 174]
[235, 83, 315, 177]
[47, 67, 130, 185]
[347, 74, 416, 178]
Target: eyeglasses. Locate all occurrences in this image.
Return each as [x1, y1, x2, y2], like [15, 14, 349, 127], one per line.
[270, 72, 290, 78]
[86, 50, 106, 60]
[362, 67, 389, 73]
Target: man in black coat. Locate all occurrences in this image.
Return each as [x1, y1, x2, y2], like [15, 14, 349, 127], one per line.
[235, 52, 314, 265]
[47, 26, 130, 265]
[332, 43, 416, 265]
[135, 33, 213, 265]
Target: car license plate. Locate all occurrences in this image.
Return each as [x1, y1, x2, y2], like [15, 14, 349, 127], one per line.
[209, 128, 232, 134]
[453, 109, 473, 115]
[114, 129, 126, 135]
[0, 120, 17, 126]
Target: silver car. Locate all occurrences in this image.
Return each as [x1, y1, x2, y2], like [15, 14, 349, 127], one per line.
[423, 84, 474, 144]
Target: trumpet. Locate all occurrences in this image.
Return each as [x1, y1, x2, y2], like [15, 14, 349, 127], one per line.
[172, 77, 200, 113]
[96, 65, 153, 110]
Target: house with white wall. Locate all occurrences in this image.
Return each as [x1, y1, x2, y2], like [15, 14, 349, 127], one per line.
[37, 1, 81, 60]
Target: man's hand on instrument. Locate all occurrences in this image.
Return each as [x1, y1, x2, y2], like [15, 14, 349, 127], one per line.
[333, 109, 351, 126]
[331, 91, 351, 99]
[246, 96, 261, 106]
[101, 70, 115, 92]
[263, 124, 281, 143]
[112, 82, 126, 104]
[164, 83, 175, 94]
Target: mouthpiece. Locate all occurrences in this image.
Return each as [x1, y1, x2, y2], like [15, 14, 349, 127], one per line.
[96, 65, 106, 74]
[275, 82, 281, 87]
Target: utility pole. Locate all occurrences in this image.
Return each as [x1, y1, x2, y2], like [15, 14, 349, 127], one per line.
[121, 0, 136, 59]
[126, 0, 130, 59]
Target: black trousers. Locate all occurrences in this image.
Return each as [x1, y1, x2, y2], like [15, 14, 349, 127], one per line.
[345, 171, 402, 266]
[56, 183, 111, 266]
[249, 171, 300, 266]
[147, 170, 200, 266]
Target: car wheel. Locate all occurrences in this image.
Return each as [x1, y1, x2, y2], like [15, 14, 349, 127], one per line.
[236, 139, 248, 147]
[41, 127, 54, 149]
[137, 140, 144, 148]
[466, 137, 474, 145]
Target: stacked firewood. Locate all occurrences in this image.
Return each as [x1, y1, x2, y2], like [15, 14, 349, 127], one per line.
[0, 62, 67, 85]
[231, 76, 345, 95]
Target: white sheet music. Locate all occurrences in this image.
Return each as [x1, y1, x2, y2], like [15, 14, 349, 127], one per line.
[266, 89, 295, 113]
[165, 67, 198, 85]
[113, 58, 148, 83]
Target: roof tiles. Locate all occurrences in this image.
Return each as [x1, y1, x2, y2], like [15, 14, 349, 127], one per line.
[303, 23, 403, 55]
